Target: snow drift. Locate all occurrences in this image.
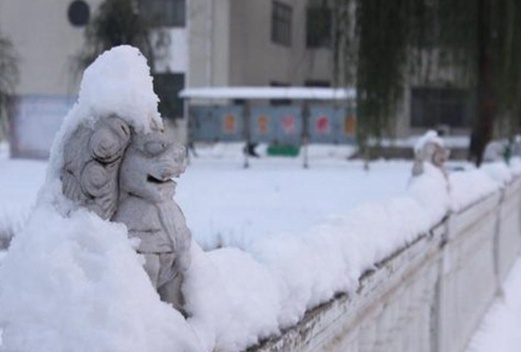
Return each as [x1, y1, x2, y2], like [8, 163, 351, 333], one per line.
[0, 46, 202, 352]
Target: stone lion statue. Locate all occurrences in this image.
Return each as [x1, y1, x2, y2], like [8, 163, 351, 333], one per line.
[61, 115, 191, 313]
[411, 134, 450, 178]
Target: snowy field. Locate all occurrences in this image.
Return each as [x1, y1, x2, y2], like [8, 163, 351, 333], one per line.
[0, 142, 416, 250]
[1, 47, 520, 352]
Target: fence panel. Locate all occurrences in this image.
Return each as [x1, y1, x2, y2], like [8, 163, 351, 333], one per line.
[214, 106, 245, 142]
[250, 107, 275, 144]
[189, 106, 218, 142]
[190, 105, 356, 146]
[335, 106, 357, 144]
[308, 106, 337, 144]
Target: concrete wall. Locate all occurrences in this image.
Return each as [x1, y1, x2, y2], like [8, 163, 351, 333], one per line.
[1, 0, 102, 156]
[188, 0, 333, 88]
[250, 178, 521, 352]
[188, 0, 231, 88]
[229, 0, 332, 87]
[0, 0, 335, 93]
[0, 0, 190, 95]
[3, 0, 190, 157]
[0, 0, 103, 97]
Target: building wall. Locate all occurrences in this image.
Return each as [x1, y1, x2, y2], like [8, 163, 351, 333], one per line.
[1, 0, 335, 97]
[187, 0, 334, 89]
[2, 0, 192, 156]
[0, 0, 103, 97]
[229, 0, 332, 87]
[187, 0, 231, 88]
[4, 0, 340, 157]
[0, 0, 104, 157]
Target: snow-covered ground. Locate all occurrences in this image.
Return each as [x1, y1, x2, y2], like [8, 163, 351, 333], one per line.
[0, 154, 46, 237]
[0, 46, 520, 352]
[0, 142, 413, 250]
[177, 144, 415, 250]
[1, 139, 507, 249]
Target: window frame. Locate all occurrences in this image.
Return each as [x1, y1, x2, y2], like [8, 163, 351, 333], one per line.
[271, 1, 292, 46]
[306, 6, 332, 49]
[410, 87, 472, 128]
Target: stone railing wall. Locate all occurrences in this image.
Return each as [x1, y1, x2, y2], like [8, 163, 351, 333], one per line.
[250, 177, 521, 352]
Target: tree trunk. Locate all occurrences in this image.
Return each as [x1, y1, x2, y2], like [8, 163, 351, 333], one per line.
[469, 0, 495, 167]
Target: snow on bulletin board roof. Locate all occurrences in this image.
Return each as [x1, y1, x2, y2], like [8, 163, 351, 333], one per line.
[180, 87, 356, 101]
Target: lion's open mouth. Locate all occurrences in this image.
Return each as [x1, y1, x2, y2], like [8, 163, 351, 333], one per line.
[147, 174, 175, 185]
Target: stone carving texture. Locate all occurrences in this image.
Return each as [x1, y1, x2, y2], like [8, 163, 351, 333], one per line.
[412, 140, 450, 177]
[62, 116, 191, 312]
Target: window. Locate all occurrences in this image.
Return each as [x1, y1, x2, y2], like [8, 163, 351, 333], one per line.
[153, 73, 185, 119]
[138, 0, 185, 27]
[272, 1, 292, 46]
[411, 87, 473, 128]
[306, 6, 331, 48]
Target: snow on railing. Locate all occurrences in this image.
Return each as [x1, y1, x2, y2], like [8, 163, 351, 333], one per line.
[248, 170, 521, 352]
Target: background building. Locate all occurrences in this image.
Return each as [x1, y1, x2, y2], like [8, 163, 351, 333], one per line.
[2, 0, 474, 158]
[1, 0, 338, 157]
[0, 0, 104, 157]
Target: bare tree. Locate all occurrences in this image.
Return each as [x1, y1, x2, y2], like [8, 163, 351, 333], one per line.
[76, 0, 151, 71]
[0, 32, 18, 141]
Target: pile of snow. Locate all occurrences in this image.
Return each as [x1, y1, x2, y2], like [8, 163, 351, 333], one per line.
[0, 207, 200, 352]
[2, 46, 521, 352]
[449, 158, 521, 212]
[481, 160, 521, 185]
[0, 46, 202, 352]
[181, 162, 450, 351]
[0, 158, 46, 249]
[449, 169, 500, 211]
[413, 129, 445, 155]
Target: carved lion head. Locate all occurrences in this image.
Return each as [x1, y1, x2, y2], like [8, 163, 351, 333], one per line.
[61, 115, 186, 219]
